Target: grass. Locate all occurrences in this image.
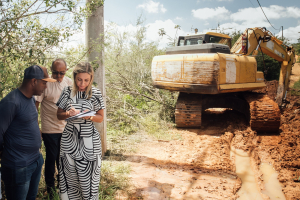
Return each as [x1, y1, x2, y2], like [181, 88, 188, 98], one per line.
[1, 110, 179, 200]
[291, 78, 300, 96]
[34, 142, 133, 200]
[31, 108, 178, 200]
[99, 161, 131, 200]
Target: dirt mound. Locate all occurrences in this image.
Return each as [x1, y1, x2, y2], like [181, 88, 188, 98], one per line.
[253, 80, 279, 100]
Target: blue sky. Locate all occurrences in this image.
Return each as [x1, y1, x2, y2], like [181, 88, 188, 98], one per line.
[102, 0, 300, 46]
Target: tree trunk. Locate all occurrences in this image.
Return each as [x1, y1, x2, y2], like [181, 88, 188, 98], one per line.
[86, 4, 107, 155]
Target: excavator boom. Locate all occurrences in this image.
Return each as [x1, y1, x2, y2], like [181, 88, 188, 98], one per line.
[231, 27, 295, 106]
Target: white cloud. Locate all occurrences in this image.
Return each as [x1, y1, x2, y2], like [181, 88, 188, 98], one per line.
[276, 25, 300, 43]
[192, 7, 231, 21]
[137, 1, 167, 13]
[146, 19, 189, 47]
[175, 17, 183, 20]
[101, 19, 188, 48]
[231, 5, 300, 23]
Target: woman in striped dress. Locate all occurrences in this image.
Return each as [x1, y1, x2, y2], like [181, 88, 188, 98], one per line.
[56, 62, 105, 200]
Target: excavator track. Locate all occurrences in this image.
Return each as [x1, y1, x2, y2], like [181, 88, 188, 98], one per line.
[244, 93, 281, 132]
[175, 93, 202, 128]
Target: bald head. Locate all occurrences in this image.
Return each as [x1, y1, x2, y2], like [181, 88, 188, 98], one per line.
[51, 58, 67, 70]
[51, 59, 67, 82]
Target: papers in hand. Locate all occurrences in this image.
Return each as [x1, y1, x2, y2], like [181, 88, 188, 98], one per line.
[65, 110, 96, 122]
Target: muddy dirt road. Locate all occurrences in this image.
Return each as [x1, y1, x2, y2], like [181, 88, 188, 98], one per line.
[123, 62, 300, 200]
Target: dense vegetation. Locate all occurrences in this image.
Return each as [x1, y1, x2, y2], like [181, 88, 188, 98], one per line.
[0, 0, 104, 98]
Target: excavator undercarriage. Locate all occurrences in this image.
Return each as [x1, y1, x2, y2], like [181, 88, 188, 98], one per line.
[175, 92, 281, 132]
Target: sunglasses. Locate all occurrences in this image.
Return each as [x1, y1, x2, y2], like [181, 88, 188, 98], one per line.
[52, 71, 66, 75]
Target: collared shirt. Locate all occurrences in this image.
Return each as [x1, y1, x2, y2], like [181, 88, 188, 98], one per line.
[35, 76, 72, 133]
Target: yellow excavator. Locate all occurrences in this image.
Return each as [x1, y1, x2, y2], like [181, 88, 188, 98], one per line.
[151, 27, 295, 132]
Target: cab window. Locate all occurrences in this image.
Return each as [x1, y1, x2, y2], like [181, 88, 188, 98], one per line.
[209, 36, 223, 43]
[185, 37, 203, 45]
[179, 39, 184, 46]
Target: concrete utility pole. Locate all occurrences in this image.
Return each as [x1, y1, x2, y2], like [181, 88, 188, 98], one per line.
[86, 4, 107, 154]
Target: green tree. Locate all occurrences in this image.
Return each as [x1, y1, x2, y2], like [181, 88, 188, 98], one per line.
[292, 43, 300, 62]
[105, 19, 177, 135]
[230, 30, 242, 47]
[158, 25, 181, 46]
[256, 52, 281, 81]
[0, 0, 104, 99]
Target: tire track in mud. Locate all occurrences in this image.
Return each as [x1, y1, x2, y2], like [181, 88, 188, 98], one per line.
[119, 63, 300, 200]
[120, 98, 300, 200]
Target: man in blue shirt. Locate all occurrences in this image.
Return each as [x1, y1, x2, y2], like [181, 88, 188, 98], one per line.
[0, 65, 56, 200]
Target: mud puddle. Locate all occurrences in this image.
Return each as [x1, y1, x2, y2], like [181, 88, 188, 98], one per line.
[232, 149, 264, 200]
[232, 148, 285, 200]
[260, 163, 286, 200]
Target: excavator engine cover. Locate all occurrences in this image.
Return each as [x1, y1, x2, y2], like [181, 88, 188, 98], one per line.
[166, 43, 230, 55]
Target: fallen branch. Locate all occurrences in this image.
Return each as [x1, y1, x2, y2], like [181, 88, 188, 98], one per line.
[109, 86, 174, 109]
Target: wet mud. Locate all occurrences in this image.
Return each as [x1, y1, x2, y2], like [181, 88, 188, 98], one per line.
[122, 64, 300, 200]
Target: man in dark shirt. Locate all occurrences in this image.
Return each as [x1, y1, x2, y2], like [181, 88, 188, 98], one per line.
[0, 65, 56, 200]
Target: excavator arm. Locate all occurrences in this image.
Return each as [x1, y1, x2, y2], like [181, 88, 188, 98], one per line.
[231, 27, 295, 106]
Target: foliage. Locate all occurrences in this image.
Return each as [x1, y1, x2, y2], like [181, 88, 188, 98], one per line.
[158, 25, 181, 46]
[291, 78, 300, 96]
[230, 30, 242, 47]
[99, 161, 131, 200]
[256, 36, 293, 81]
[294, 43, 300, 55]
[0, 0, 104, 99]
[256, 52, 281, 81]
[292, 43, 300, 63]
[105, 19, 177, 136]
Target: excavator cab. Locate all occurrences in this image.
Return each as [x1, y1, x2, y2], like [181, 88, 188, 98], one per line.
[177, 32, 232, 48]
[166, 32, 232, 55]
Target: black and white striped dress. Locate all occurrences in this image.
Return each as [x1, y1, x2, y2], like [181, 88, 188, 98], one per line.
[56, 86, 105, 200]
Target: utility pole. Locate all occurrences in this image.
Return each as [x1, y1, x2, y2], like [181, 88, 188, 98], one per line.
[86, 2, 107, 154]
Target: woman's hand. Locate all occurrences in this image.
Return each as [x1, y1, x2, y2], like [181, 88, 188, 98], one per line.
[82, 109, 92, 120]
[69, 106, 80, 117]
[87, 109, 104, 123]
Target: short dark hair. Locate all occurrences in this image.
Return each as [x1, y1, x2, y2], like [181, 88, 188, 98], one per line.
[51, 58, 67, 69]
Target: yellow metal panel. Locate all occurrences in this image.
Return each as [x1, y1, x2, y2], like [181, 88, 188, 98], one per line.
[152, 53, 216, 62]
[237, 56, 256, 83]
[205, 32, 231, 39]
[256, 72, 264, 82]
[152, 54, 220, 85]
[219, 82, 266, 91]
[218, 54, 226, 84]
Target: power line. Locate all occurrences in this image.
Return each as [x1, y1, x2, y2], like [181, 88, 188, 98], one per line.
[247, 0, 255, 7]
[256, 0, 280, 30]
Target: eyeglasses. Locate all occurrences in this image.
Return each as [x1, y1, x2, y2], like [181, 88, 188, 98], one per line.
[52, 71, 66, 75]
